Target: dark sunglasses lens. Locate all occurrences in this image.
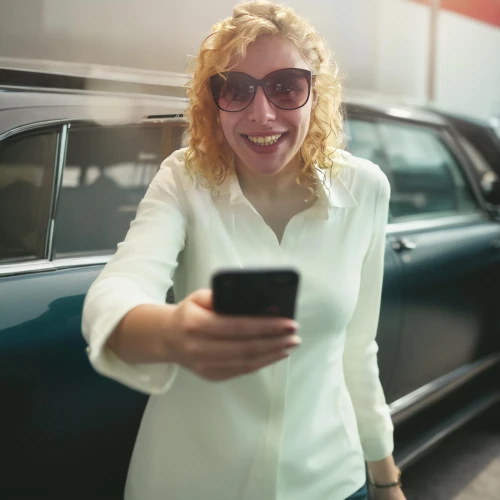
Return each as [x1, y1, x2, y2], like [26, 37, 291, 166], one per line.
[265, 70, 310, 109]
[214, 74, 255, 111]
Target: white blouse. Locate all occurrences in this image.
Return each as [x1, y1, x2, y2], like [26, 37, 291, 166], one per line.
[82, 147, 394, 500]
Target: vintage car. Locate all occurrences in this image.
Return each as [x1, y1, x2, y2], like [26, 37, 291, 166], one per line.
[1, 76, 499, 498]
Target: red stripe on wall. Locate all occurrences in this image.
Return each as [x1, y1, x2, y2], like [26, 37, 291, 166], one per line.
[412, 0, 500, 28]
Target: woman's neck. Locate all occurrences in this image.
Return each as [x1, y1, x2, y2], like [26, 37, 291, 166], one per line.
[235, 156, 308, 203]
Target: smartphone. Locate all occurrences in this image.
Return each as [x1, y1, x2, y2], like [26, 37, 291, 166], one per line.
[212, 268, 300, 319]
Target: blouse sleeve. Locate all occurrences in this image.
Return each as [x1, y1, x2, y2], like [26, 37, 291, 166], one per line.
[81, 152, 187, 395]
[342, 169, 394, 461]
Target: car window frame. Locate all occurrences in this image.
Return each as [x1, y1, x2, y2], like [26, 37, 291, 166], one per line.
[405, 119, 489, 210]
[0, 112, 493, 277]
[377, 117, 483, 222]
[52, 119, 186, 260]
[0, 117, 187, 277]
[388, 120, 496, 234]
[345, 109, 493, 235]
[0, 120, 66, 276]
[449, 119, 500, 176]
[429, 124, 493, 214]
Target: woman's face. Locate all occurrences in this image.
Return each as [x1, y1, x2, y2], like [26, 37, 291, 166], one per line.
[218, 35, 313, 178]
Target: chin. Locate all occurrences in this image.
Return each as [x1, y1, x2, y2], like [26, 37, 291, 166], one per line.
[242, 151, 294, 175]
[247, 160, 287, 177]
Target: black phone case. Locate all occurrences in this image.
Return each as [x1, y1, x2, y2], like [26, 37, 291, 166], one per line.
[212, 268, 299, 319]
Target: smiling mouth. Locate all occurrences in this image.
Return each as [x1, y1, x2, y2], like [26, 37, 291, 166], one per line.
[242, 133, 285, 146]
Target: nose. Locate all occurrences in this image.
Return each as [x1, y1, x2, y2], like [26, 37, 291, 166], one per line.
[247, 86, 276, 125]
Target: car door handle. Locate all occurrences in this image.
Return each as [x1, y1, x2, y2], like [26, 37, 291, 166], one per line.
[391, 237, 417, 252]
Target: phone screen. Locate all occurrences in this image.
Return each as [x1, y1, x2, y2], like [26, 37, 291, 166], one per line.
[212, 268, 299, 319]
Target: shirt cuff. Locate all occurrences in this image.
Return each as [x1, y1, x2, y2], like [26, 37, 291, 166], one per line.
[83, 294, 179, 395]
[361, 427, 395, 462]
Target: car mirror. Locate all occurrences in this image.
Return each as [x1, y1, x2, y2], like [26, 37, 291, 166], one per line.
[480, 171, 500, 205]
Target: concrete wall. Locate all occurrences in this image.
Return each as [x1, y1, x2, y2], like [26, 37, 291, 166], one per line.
[375, 0, 430, 102]
[0, 0, 499, 117]
[0, 0, 379, 90]
[436, 11, 500, 118]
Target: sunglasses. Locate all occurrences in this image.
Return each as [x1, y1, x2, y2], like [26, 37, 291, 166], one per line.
[209, 68, 313, 112]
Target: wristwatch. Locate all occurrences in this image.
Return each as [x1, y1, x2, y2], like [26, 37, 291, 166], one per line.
[369, 467, 402, 489]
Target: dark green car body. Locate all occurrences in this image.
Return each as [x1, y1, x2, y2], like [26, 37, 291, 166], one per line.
[1, 86, 499, 498]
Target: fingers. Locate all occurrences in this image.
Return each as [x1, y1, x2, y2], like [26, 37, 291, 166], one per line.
[186, 333, 302, 363]
[176, 290, 302, 382]
[197, 350, 291, 381]
[184, 289, 298, 339]
[190, 288, 213, 310]
[184, 331, 302, 382]
[188, 307, 299, 339]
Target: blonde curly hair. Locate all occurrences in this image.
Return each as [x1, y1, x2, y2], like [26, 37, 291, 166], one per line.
[185, 0, 344, 190]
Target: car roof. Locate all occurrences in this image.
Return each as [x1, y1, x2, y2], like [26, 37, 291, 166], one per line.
[0, 85, 186, 109]
[0, 85, 188, 137]
[423, 105, 492, 128]
[343, 94, 448, 127]
[0, 83, 449, 137]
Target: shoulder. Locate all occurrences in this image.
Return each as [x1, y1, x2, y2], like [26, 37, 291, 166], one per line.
[157, 147, 220, 193]
[140, 147, 196, 207]
[151, 147, 194, 193]
[334, 149, 390, 204]
[158, 147, 189, 179]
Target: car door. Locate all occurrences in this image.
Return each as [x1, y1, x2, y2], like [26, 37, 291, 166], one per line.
[380, 119, 500, 401]
[344, 117, 404, 403]
[0, 118, 184, 497]
[345, 116, 500, 403]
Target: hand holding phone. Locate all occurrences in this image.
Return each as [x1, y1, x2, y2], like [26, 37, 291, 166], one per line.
[166, 269, 301, 382]
[212, 268, 300, 319]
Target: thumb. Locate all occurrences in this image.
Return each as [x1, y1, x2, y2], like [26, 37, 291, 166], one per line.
[190, 288, 213, 311]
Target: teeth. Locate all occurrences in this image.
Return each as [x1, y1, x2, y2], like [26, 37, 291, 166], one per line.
[246, 134, 282, 146]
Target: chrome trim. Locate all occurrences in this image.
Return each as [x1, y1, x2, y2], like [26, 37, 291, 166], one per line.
[397, 391, 500, 470]
[0, 254, 111, 276]
[47, 124, 69, 260]
[45, 219, 55, 261]
[389, 352, 500, 424]
[53, 123, 69, 214]
[53, 255, 111, 270]
[387, 213, 485, 235]
[0, 260, 55, 277]
[0, 119, 74, 142]
[0, 115, 188, 145]
[141, 115, 188, 124]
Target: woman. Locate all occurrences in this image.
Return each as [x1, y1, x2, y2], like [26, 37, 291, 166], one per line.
[82, 2, 406, 499]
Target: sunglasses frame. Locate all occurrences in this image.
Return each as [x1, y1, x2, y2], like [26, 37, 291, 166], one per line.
[209, 68, 313, 112]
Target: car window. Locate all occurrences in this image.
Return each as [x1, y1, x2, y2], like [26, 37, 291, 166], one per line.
[344, 119, 387, 167]
[53, 122, 186, 257]
[378, 121, 478, 221]
[0, 131, 57, 263]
